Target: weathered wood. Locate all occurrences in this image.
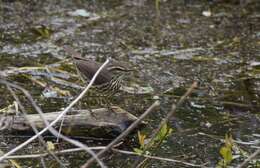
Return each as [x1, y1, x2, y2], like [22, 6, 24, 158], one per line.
[0, 106, 141, 137]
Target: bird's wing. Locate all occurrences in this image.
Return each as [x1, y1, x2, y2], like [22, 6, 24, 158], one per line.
[75, 59, 113, 85]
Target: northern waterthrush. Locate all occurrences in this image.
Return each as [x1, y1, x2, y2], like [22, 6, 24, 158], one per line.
[64, 46, 133, 96]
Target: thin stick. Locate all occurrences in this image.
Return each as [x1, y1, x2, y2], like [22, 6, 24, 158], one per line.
[152, 82, 197, 139]
[81, 100, 160, 168]
[134, 81, 198, 168]
[4, 147, 209, 167]
[1, 81, 106, 167]
[0, 58, 110, 168]
[236, 149, 260, 168]
[4, 147, 105, 159]
[6, 85, 65, 167]
[112, 148, 209, 167]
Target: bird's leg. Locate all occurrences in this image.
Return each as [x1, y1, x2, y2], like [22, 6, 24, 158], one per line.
[104, 95, 115, 113]
[82, 93, 98, 119]
[87, 97, 99, 119]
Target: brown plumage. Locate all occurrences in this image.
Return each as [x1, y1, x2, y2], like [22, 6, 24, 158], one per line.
[64, 46, 114, 85]
[63, 46, 133, 93]
[73, 56, 113, 85]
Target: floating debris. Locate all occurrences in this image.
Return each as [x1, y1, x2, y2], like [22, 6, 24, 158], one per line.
[1, 42, 63, 59]
[132, 47, 205, 60]
[68, 9, 92, 17]
[190, 101, 206, 109]
[121, 85, 154, 94]
[202, 10, 212, 17]
[42, 87, 58, 98]
[250, 61, 260, 67]
[0, 66, 71, 79]
[0, 101, 18, 115]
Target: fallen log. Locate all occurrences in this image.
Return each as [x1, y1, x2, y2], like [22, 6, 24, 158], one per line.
[0, 106, 141, 137]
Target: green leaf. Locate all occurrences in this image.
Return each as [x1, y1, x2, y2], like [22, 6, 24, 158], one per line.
[220, 146, 233, 165]
[138, 131, 146, 149]
[155, 123, 173, 141]
[133, 148, 144, 155]
[168, 127, 173, 135]
[32, 25, 52, 39]
[160, 123, 168, 137]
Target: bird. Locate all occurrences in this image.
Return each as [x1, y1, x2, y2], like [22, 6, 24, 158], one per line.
[63, 46, 133, 97]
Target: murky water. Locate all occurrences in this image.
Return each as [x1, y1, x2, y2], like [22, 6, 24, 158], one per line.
[0, 0, 260, 167]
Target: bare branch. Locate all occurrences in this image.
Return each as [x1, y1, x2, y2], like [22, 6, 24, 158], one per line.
[6, 85, 65, 167]
[133, 81, 198, 167]
[81, 100, 160, 168]
[236, 149, 260, 168]
[4, 147, 209, 167]
[153, 81, 198, 137]
[112, 148, 209, 167]
[0, 58, 110, 168]
[5, 147, 106, 159]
